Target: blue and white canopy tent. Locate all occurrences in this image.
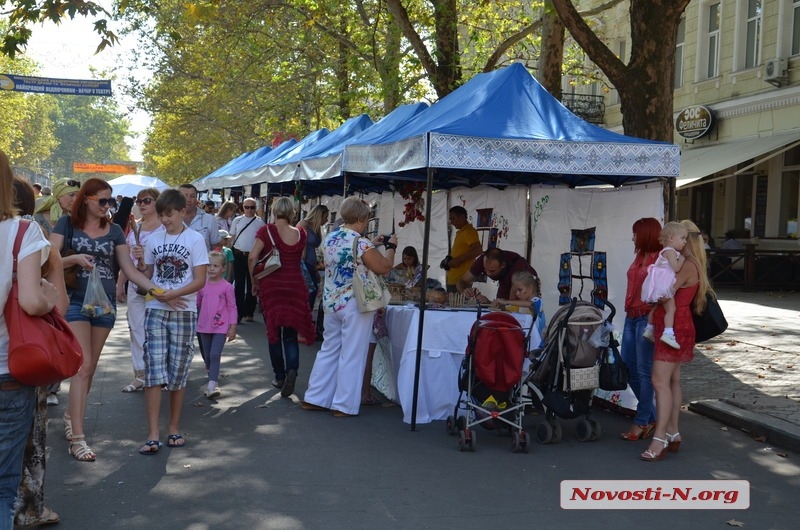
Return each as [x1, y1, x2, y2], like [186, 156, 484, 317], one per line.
[266, 114, 374, 184]
[344, 62, 677, 189]
[268, 103, 431, 197]
[196, 139, 297, 192]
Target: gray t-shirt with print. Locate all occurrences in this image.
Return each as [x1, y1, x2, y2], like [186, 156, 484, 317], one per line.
[53, 216, 127, 300]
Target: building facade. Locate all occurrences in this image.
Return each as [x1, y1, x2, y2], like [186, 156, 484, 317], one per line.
[578, 0, 800, 247]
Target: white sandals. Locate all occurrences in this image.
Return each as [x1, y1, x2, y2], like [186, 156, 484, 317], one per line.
[68, 435, 96, 462]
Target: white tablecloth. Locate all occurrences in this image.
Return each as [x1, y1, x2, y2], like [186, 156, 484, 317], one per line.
[383, 306, 535, 424]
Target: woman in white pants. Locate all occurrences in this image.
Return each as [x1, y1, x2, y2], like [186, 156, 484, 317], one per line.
[302, 197, 397, 416]
[116, 188, 164, 392]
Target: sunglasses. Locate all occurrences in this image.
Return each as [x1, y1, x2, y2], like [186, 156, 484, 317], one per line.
[136, 197, 154, 205]
[65, 179, 81, 188]
[243, 205, 256, 210]
[88, 196, 117, 208]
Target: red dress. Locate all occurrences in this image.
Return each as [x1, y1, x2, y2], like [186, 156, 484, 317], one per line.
[254, 224, 316, 345]
[653, 262, 698, 363]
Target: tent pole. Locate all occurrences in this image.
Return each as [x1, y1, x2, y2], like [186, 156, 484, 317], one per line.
[525, 188, 532, 262]
[666, 178, 676, 221]
[410, 167, 435, 431]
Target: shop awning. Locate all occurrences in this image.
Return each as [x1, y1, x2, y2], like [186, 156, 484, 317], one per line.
[678, 129, 800, 188]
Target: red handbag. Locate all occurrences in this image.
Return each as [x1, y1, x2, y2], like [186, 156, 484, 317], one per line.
[5, 220, 83, 386]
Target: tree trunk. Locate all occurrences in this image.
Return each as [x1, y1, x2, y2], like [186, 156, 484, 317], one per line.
[551, 0, 690, 142]
[538, 0, 565, 101]
[432, 0, 461, 96]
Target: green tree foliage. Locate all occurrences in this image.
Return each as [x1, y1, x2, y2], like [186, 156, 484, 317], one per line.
[45, 93, 131, 177]
[0, 0, 117, 58]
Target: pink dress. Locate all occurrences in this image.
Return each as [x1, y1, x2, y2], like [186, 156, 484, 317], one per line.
[641, 247, 678, 303]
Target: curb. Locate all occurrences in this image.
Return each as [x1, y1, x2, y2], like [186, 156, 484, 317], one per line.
[688, 399, 800, 453]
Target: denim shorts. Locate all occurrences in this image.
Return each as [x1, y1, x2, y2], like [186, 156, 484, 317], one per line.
[65, 298, 117, 328]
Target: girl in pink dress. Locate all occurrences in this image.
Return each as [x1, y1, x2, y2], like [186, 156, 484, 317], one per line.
[641, 222, 688, 349]
[196, 251, 237, 398]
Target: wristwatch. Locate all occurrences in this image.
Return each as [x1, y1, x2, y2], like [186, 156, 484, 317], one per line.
[384, 242, 397, 251]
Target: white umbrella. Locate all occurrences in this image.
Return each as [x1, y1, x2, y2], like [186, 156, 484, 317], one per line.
[107, 175, 171, 198]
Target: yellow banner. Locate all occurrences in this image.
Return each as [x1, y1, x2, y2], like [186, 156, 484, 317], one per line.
[73, 163, 138, 174]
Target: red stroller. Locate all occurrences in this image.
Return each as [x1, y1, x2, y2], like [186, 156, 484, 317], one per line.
[446, 307, 538, 453]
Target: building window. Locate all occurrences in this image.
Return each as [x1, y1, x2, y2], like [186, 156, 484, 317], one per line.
[706, 2, 721, 78]
[793, 0, 800, 56]
[613, 40, 626, 104]
[675, 17, 686, 88]
[744, 0, 762, 68]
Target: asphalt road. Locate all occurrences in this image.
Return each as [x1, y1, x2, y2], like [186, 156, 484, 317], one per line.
[39, 305, 799, 529]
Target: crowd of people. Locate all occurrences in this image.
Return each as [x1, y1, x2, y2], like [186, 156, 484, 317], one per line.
[1, 150, 716, 526]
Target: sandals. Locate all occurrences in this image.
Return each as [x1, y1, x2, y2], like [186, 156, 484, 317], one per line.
[667, 432, 682, 453]
[620, 423, 655, 441]
[139, 440, 163, 455]
[361, 394, 381, 406]
[63, 414, 73, 441]
[122, 378, 145, 393]
[640, 437, 669, 462]
[68, 435, 96, 462]
[167, 434, 186, 448]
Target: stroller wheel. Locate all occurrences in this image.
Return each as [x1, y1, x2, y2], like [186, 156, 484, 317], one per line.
[445, 415, 456, 435]
[576, 419, 594, 442]
[469, 430, 477, 452]
[456, 415, 467, 432]
[458, 430, 467, 451]
[512, 431, 521, 453]
[535, 422, 554, 445]
[523, 431, 532, 453]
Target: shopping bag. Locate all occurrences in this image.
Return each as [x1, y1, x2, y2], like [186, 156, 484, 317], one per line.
[81, 266, 115, 317]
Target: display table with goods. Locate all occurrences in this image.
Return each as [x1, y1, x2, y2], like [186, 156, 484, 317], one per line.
[380, 305, 537, 424]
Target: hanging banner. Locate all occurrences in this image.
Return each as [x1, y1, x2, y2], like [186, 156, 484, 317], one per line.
[73, 162, 138, 174]
[0, 74, 112, 96]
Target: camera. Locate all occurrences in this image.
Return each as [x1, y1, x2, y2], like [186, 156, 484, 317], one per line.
[380, 234, 392, 245]
[439, 254, 452, 270]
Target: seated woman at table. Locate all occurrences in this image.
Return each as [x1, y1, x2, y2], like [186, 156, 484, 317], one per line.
[302, 197, 397, 417]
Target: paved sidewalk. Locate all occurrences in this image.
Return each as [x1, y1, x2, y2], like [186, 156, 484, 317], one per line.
[682, 287, 800, 450]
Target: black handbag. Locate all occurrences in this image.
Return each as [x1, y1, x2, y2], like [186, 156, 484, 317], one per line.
[693, 292, 728, 343]
[599, 346, 629, 391]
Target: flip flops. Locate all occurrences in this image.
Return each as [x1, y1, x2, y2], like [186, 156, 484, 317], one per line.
[361, 395, 381, 406]
[139, 440, 162, 455]
[167, 434, 186, 448]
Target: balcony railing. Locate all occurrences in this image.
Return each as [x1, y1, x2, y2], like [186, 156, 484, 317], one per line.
[561, 93, 605, 124]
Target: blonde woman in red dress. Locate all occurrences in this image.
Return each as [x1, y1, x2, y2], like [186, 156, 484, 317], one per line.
[641, 220, 712, 461]
[248, 197, 316, 399]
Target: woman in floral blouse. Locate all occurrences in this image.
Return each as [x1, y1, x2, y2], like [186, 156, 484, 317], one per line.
[302, 197, 397, 417]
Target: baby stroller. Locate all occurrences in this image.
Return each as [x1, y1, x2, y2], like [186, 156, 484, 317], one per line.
[525, 297, 617, 444]
[446, 305, 540, 453]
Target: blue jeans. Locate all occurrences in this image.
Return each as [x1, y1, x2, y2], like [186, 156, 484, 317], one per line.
[269, 327, 299, 381]
[620, 316, 656, 427]
[0, 377, 35, 530]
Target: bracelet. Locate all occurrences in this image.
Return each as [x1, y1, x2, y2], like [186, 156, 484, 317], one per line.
[384, 242, 397, 251]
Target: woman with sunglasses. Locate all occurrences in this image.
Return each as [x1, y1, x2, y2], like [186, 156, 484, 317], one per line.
[116, 189, 165, 393]
[50, 178, 159, 462]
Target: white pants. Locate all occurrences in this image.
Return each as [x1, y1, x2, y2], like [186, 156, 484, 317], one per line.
[126, 283, 147, 373]
[303, 298, 373, 415]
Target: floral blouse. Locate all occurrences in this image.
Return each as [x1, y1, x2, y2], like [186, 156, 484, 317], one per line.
[322, 227, 375, 313]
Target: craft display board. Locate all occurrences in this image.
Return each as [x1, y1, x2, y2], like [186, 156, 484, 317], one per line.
[530, 184, 664, 316]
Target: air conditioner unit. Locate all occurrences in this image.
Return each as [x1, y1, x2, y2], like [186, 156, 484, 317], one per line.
[764, 57, 789, 86]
